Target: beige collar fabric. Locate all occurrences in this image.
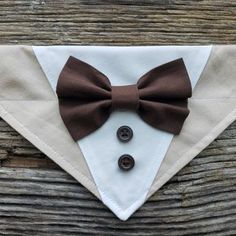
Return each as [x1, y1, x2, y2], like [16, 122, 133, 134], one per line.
[0, 45, 235, 220]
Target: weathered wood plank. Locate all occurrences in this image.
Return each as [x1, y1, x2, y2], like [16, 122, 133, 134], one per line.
[0, 1, 235, 45]
[0, 0, 235, 235]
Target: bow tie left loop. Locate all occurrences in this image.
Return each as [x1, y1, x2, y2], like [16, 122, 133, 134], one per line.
[111, 84, 139, 111]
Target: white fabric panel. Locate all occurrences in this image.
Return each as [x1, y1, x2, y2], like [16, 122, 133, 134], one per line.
[33, 45, 212, 220]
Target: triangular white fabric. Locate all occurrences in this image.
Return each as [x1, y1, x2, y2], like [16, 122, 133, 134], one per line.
[32, 46, 212, 220]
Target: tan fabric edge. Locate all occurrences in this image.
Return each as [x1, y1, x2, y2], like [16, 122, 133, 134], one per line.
[0, 102, 100, 199]
[0, 45, 101, 199]
[147, 106, 236, 198]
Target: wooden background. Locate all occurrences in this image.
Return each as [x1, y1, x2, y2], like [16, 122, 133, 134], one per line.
[0, 1, 236, 235]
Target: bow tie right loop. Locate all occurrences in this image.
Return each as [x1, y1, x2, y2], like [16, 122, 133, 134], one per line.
[111, 84, 139, 111]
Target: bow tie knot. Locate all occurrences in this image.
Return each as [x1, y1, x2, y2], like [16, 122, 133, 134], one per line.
[111, 84, 139, 111]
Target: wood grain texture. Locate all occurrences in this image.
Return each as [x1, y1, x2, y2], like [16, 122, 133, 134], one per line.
[0, 0, 235, 235]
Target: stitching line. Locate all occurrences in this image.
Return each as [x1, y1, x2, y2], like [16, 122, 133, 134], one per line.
[0, 102, 100, 199]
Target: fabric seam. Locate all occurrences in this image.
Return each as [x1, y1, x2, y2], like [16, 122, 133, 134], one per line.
[147, 106, 236, 198]
[0, 102, 100, 199]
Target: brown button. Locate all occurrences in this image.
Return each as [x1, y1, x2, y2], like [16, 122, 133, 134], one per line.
[117, 126, 133, 142]
[118, 154, 135, 171]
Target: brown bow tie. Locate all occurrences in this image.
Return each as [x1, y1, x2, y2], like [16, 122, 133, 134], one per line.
[56, 56, 192, 141]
